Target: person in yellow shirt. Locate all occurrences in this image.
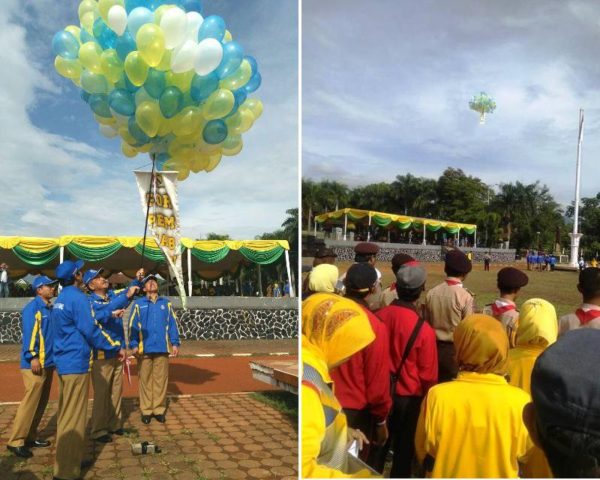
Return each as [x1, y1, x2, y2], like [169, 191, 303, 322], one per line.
[302, 292, 379, 478]
[415, 314, 533, 478]
[508, 298, 556, 478]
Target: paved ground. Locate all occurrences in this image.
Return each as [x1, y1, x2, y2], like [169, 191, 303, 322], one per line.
[0, 394, 298, 480]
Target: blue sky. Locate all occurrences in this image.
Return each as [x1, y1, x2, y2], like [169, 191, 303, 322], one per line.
[303, 0, 600, 207]
[0, 0, 297, 238]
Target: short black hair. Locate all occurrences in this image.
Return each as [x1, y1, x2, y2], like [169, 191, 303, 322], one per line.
[538, 427, 600, 478]
[345, 289, 370, 300]
[579, 268, 600, 302]
[396, 285, 424, 302]
[355, 253, 375, 263]
[499, 286, 520, 296]
[59, 279, 75, 287]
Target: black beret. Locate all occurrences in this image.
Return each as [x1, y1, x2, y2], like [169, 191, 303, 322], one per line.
[354, 242, 379, 255]
[497, 267, 529, 290]
[391, 253, 416, 272]
[579, 267, 600, 292]
[315, 247, 337, 259]
[445, 249, 472, 275]
[345, 263, 377, 292]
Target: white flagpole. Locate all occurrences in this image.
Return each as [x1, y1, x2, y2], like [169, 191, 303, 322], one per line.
[569, 109, 584, 267]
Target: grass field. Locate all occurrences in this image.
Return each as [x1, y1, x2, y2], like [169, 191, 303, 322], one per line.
[307, 260, 581, 319]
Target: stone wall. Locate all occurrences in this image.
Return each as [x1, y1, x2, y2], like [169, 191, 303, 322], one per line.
[0, 297, 298, 344]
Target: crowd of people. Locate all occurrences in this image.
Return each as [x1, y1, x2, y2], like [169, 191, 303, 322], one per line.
[7, 260, 180, 480]
[302, 242, 600, 478]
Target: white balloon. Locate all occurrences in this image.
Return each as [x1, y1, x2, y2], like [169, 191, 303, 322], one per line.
[171, 40, 197, 73]
[185, 11, 204, 42]
[99, 124, 118, 138]
[194, 38, 223, 76]
[107, 5, 128, 36]
[160, 7, 187, 49]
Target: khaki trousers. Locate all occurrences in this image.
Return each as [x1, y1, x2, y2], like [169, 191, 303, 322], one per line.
[54, 373, 90, 480]
[90, 358, 123, 439]
[138, 354, 169, 415]
[7, 368, 54, 447]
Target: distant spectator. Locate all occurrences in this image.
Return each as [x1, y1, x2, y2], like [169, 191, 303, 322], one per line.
[0, 263, 9, 298]
[484, 252, 491, 271]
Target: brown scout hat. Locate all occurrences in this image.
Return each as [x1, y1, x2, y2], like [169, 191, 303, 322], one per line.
[354, 242, 379, 255]
[497, 267, 529, 290]
[445, 249, 472, 275]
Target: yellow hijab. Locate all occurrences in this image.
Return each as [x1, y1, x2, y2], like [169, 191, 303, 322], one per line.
[302, 292, 375, 369]
[308, 264, 339, 294]
[454, 314, 509, 375]
[516, 298, 557, 348]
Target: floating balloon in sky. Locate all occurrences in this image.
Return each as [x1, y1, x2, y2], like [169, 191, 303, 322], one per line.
[469, 92, 496, 125]
[53, 0, 264, 181]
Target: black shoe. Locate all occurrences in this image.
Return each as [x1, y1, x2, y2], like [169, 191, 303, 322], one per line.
[81, 458, 93, 469]
[7, 445, 33, 458]
[25, 439, 51, 448]
[93, 434, 112, 443]
[154, 414, 166, 423]
[141, 415, 152, 424]
[110, 428, 125, 436]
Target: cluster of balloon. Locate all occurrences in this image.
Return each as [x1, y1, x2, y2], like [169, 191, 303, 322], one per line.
[53, 0, 263, 180]
[469, 92, 496, 125]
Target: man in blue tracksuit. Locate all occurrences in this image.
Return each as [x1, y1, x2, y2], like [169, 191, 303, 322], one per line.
[52, 260, 124, 480]
[85, 268, 143, 443]
[7, 275, 58, 458]
[129, 274, 180, 424]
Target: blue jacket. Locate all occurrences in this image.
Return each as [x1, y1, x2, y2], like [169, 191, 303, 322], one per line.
[52, 285, 121, 375]
[89, 289, 131, 360]
[128, 296, 180, 354]
[20, 296, 54, 369]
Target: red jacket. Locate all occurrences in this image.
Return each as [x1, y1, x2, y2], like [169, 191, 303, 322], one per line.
[330, 305, 392, 423]
[377, 300, 438, 397]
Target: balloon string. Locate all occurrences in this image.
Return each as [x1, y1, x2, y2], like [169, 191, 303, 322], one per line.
[140, 154, 157, 269]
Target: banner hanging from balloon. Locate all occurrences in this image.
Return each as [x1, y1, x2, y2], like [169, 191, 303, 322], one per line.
[134, 170, 186, 308]
[54, 0, 263, 181]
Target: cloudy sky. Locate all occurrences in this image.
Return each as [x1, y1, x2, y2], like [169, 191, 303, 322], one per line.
[303, 0, 600, 207]
[1, 0, 297, 239]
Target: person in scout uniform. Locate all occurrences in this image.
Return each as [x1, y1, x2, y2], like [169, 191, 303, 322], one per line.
[129, 274, 180, 424]
[380, 253, 416, 308]
[558, 267, 600, 335]
[337, 242, 383, 310]
[85, 267, 143, 443]
[7, 275, 58, 458]
[423, 249, 475, 382]
[483, 267, 529, 347]
[52, 259, 124, 480]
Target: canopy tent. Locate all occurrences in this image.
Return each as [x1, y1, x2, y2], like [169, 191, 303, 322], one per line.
[0, 236, 293, 297]
[314, 208, 477, 245]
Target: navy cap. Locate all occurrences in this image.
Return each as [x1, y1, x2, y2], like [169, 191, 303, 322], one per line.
[32, 275, 58, 290]
[55, 259, 84, 282]
[83, 268, 104, 286]
[141, 274, 158, 285]
[345, 263, 377, 292]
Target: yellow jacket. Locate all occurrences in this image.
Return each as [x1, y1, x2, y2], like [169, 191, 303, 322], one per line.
[415, 371, 533, 478]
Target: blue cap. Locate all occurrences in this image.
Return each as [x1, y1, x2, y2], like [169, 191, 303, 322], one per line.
[32, 275, 58, 290]
[141, 274, 158, 285]
[55, 259, 84, 282]
[83, 268, 104, 286]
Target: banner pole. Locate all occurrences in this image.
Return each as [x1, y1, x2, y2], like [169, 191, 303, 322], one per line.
[140, 154, 157, 269]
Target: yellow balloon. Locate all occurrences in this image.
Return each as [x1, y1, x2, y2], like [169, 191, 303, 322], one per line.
[65, 25, 82, 42]
[190, 153, 210, 173]
[205, 152, 222, 172]
[118, 126, 138, 145]
[172, 106, 202, 136]
[78, 0, 98, 22]
[122, 142, 138, 158]
[226, 108, 254, 135]
[79, 42, 103, 74]
[100, 49, 123, 83]
[244, 98, 264, 120]
[222, 135, 243, 156]
[168, 134, 197, 156]
[176, 168, 190, 181]
[98, 0, 123, 22]
[95, 113, 116, 126]
[135, 101, 162, 137]
[203, 89, 235, 120]
[223, 30, 232, 43]
[166, 70, 194, 92]
[81, 11, 96, 33]
[137, 143, 152, 153]
[55, 56, 82, 80]
[136, 24, 165, 68]
[157, 116, 174, 136]
[124, 51, 149, 86]
[219, 59, 252, 91]
[156, 50, 172, 71]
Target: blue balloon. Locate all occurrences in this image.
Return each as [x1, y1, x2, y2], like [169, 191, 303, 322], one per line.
[190, 72, 219, 102]
[115, 30, 136, 61]
[80, 29, 95, 44]
[125, 0, 147, 13]
[89, 94, 112, 117]
[244, 72, 262, 94]
[109, 89, 136, 116]
[198, 15, 226, 42]
[144, 69, 166, 99]
[215, 41, 244, 79]
[80, 90, 91, 103]
[155, 152, 170, 170]
[224, 89, 247, 119]
[93, 18, 116, 49]
[182, 0, 203, 13]
[128, 116, 150, 144]
[52, 31, 79, 59]
[128, 7, 153, 37]
[203, 119, 228, 144]
[245, 55, 258, 76]
[147, 0, 164, 11]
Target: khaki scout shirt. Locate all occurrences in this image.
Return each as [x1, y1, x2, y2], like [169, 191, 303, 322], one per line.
[558, 303, 600, 336]
[424, 278, 475, 341]
[482, 299, 519, 347]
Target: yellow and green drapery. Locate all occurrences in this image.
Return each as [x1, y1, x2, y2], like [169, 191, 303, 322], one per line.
[314, 208, 477, 243]
[0, 237, 291, 291]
